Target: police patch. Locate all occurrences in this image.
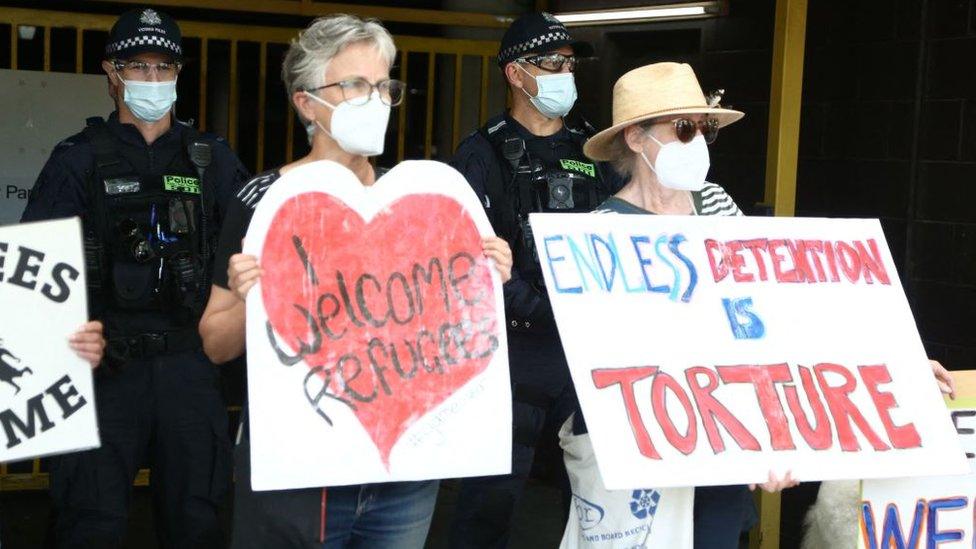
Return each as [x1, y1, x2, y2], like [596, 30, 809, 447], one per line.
[163, 175, 200, 194]
[560, 159, 596, 178]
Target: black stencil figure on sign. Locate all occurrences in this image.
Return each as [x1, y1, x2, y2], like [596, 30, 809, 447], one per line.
[0, 338, 33, 394]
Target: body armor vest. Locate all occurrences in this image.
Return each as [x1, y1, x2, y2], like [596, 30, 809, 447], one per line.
[82, 118, 214, 328]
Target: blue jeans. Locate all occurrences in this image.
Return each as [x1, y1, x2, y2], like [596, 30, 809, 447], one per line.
[232, 431, 438, 549]
[322, 482, 439, 548]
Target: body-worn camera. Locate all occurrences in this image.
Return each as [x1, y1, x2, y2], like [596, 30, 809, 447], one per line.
[540, 171, 580, 210]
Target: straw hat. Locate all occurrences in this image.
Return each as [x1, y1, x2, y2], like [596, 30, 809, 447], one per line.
[584, 62, 744, 161]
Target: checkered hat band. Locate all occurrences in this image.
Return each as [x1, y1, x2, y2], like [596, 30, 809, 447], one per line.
[498, 30, 571, 63]
[106, 34, 182, 56]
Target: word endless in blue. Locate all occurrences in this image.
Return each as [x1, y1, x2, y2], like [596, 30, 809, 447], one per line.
[541, 232, 698, 302]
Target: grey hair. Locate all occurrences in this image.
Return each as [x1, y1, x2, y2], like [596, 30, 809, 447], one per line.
[282, 14, 396, 122]
[609, 120, 656, 179]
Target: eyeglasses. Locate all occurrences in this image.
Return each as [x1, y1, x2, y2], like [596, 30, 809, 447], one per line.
[516, 53, 578, 73]
[304, 77, 406, 107]
[112, 59, 182, 79]
[660, 117, 720, 144]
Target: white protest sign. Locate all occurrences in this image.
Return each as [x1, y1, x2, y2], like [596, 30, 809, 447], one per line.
[244, 160, 511, 490]
[530, 213, 966, 489]
[859, 371, 976, 549]
[0, 218, 99, 462]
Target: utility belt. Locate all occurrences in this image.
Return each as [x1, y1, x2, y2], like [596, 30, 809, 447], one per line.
[105, 327, 202, 364]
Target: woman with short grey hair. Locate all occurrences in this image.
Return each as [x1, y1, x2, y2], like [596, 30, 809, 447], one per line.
[199, 13, 512, 548]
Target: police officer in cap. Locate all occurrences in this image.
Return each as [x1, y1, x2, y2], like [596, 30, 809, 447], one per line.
[448, 12, 621, 547]
[21, 7, 249, 547]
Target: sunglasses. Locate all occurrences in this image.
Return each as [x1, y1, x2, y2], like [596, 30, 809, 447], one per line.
[661, 117, 720, 144]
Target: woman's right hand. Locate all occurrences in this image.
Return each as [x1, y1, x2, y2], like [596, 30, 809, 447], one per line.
[228, 253, 263, 301]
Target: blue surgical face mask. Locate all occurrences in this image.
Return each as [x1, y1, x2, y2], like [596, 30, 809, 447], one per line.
[117, 74, 177, 122]
[517, 63, 578, 119]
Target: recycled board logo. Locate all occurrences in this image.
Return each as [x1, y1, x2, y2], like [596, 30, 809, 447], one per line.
[630, 489, 661, 519]
[573, 494, 605, 530]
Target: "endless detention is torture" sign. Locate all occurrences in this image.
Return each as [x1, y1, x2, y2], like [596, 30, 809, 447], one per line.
[531, 213, 965, 489]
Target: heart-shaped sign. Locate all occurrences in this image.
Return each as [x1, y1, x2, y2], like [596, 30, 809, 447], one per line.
[255, 162, 500, 469]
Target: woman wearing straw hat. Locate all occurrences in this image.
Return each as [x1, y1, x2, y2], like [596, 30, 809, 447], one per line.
[558, 62, 798, 549]
[584, 62, 746, 217]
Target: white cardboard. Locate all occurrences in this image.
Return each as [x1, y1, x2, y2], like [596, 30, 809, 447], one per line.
[0, 218, 99, 462]
[243, 160, 511, 490]
[531, 213, 966, 489]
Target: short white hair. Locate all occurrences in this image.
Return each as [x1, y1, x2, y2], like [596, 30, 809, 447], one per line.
[282, 14, 396, 117]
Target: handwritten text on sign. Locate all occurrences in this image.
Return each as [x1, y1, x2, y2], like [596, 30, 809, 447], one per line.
[531, 213, 965, 489]
[0, 217, 99, 462]
[859, 371, 976, 549]
[244, 160, 511, 491]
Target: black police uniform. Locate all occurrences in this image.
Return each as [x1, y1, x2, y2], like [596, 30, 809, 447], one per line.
[21, 111, 249, 548]
[448, 112, 620, 547]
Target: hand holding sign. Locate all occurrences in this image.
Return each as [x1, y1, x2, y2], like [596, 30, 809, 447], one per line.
[243, 160, 511, 490]
[68, 321, 105, 369]
[228, 253, 263, 301]
[0, 218, 99, 462]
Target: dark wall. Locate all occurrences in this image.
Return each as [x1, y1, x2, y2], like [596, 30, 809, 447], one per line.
[555, 0, 975, 372]
[799, 0, 976, 371]
[562, 1, 775, 213]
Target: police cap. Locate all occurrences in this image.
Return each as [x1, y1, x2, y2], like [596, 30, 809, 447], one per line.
[104, 7, 182, 61]
[497, 12, 593, 68]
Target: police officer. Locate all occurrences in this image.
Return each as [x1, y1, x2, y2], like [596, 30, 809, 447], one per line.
[448, 12, 621, 547]
[21, 8, 249, 548]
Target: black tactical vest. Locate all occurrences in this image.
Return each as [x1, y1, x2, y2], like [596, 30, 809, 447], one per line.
[480, 115, 612, 284]
[82, 118, 214, 328]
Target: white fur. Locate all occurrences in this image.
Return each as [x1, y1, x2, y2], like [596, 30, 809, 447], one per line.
[801, 480, 860, 549]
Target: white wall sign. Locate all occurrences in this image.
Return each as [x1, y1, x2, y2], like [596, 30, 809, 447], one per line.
[0, 69, 114, 225]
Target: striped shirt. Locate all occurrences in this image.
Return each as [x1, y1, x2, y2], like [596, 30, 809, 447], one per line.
[212, 169, 281, 289]
[594, 181, 743, 216]
[236, 169, 280, 210]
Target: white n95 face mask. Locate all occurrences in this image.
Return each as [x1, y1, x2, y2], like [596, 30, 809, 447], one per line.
[641, 133, 711, 192]
[305, 91, 391, 157]
[118, 75, 177, 122]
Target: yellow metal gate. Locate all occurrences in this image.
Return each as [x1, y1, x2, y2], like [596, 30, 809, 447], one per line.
[0, 5, 502, 491]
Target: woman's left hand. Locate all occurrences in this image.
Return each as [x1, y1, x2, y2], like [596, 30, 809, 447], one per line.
[750, 470, 799, 494]
[69, 321, 105, 369]
[483, 237, 513, 284]
[930, 359, 956, 400]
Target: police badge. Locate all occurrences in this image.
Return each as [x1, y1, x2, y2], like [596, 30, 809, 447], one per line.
[140, 9, 163, 26]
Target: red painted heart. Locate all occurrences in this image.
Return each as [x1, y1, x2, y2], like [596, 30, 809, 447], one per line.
[260, 191, 499, 467]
